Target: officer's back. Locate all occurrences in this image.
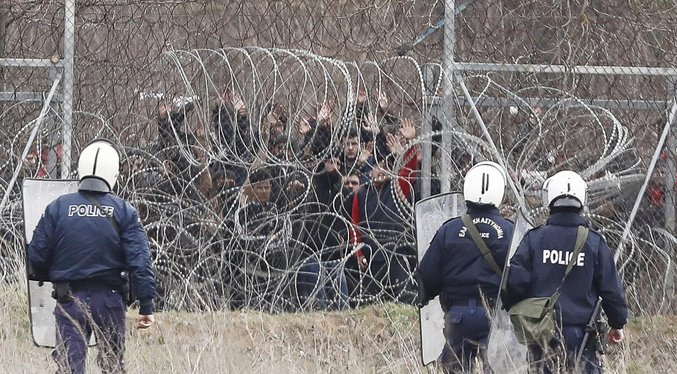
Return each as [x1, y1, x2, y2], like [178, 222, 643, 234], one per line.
[32, 191, 143, 286]
[417, 161, 515, 374]
[505, 208, 627, 328]
[420, 201, 514, 301]
[502, 170, 627, 374]
[27, 139, 156, 374]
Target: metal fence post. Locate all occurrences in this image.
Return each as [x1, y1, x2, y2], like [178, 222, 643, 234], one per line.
[421, 65, 437, 199]
[440, 0, 456, 193]
[61, 0, 76, 178]
[666, 77, 677, 233]
[617, 99, 677, 263]
[47, 62, 61, 179]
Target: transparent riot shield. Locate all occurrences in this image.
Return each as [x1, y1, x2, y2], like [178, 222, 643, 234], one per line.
[22, 179, 95, 347]
[486, 210, 533, 372]
[415, 192, 465, 366]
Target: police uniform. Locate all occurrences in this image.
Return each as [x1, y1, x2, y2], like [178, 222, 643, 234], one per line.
[419, 202, 515, 373]
[27, 142, 156, 374]
[503, 211, 627, 374]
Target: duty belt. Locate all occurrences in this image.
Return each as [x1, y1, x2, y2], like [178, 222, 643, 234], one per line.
[70, 279, 120, 292]
[440, 294, 496, 311]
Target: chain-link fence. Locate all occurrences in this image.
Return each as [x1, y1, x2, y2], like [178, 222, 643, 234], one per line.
[1, 1, 676, 314]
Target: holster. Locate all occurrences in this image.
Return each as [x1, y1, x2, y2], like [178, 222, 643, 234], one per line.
[51, 282, 74, 303]
[120, 271, 133, 306]
[26, 260, 50, 282]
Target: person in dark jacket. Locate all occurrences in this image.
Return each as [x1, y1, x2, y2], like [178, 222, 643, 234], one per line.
[336, 129, 373, 179]
[418, 161, 514, 373]
[212, 90, 253, 162]
[503, 170, 627, 374]
[348, 124, 418, 302]
[27, 139, 156, 374]
[238, 167, 278, 238]
[297, 155, 354, 310]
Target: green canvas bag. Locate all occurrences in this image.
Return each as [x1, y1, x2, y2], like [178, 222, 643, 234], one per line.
[508, 225, 589, 347]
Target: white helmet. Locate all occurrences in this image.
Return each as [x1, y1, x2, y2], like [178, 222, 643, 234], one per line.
[542, 170, 587, 208]
[463, 161, 507, 207]
[77, 139, 120, 190]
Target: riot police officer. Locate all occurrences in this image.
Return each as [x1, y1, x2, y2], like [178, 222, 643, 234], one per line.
[503, 170, 627, 373]
[27, 139, 157, 374]
[418, 161, 515, 373]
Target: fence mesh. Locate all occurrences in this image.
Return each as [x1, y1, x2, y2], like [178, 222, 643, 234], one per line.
[0, 0, 676, 314]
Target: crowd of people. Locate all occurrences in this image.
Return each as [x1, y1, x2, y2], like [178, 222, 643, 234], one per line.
[123, 88, 453, 311]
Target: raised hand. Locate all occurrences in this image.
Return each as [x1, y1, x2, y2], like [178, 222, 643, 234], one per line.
[231, 91, 247, 115]
[288, 180, 306, 192]
[357, 89, 367, 105]
[378, 93, 389, 112]
[297, 116, 312, 135]
[157, 103, 168, 119]
[358, 144, 373, 164]
[362, 112, 380, 135]
[386, 132, 404, 155]
[399, 118, 417, 140]
[266, 109, 280, 127]
[318, 100, 334, 126]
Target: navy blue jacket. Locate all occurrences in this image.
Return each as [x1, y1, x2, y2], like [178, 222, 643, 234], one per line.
[503, 212, 628, 329]
[352, 180, 411, 263]
[28, 191, 156, 315]
[419, 203, 514, 301]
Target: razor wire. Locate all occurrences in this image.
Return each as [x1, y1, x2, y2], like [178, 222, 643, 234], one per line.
[0, 47, 668, 314]
[0, 1, 676, 315]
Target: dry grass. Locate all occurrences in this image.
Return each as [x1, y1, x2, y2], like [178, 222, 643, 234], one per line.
[1, 284, 676, 374]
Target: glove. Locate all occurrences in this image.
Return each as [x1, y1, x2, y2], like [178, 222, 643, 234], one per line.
[414, 270, 431, 308]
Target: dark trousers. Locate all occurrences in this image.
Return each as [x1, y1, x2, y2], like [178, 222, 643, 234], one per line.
[439, 299, 491, 374]
[527, 326, 602, 374]
[355, 249, 415, 303]
[53, 288, 126, 374]
[296, 256, 349, 310]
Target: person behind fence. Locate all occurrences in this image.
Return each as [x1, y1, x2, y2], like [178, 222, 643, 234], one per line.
[155, 100, 212, 201]
[300, 154, 350, 310]
[27, 139, 156, 374]
[212, 90, 253, 162]
[348, 119, 418, 302]
[502, 170, 627, 374]
[417, 161, 514, 373]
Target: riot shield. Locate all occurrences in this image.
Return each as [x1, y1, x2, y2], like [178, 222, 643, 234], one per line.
[22, 179, 95, 347]
[486, 210, 533, 372]
[415, 192, 465, 366]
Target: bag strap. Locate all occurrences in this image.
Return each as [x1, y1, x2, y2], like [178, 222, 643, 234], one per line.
[461, 214, 503, 277]
[549, 225, 589, 306]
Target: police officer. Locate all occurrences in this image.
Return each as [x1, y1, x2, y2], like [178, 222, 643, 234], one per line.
[418, 161, 515, 373]
[502, 170, 627, 373]
[27, 139, 156, 374]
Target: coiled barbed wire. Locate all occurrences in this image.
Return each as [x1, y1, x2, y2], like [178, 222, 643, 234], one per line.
[0, 46, 673, 315]
[2, 0, 677, 314]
